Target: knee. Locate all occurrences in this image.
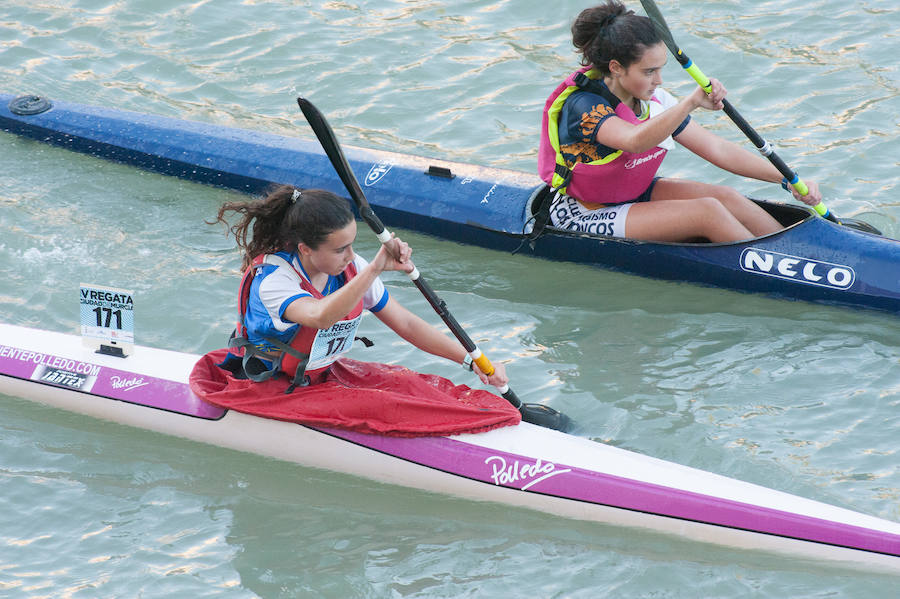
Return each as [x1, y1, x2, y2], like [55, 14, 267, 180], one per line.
[710, 185, 748, 206]
[692, 196, 731, 217]
[689, 196, 737, 230]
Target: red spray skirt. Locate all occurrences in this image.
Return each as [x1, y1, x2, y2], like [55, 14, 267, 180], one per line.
[189, 349, 521, 437]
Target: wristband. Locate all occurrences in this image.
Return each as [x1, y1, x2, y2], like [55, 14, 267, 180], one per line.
[462, 354, 474, 371]
[782, 171, 798, 192]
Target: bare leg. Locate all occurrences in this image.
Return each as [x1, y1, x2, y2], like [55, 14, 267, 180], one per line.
[652, 179, 782, 237]
[625, 196, 753, 242]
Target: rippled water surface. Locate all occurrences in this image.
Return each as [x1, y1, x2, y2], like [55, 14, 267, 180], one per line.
[1, 1, 899, 596]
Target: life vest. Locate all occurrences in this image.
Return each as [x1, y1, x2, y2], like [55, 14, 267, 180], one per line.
[229, 253, 363, 391]
[537, 67, 672, 205]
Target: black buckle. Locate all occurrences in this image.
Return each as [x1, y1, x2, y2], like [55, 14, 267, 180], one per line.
[554, 163, 573, 189]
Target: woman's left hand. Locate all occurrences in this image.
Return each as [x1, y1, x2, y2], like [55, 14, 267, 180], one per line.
[791, 179, 822, 206]
[474, 360, 509, 388]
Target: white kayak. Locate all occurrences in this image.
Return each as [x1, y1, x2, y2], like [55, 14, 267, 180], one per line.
[1, 321, 898, 573]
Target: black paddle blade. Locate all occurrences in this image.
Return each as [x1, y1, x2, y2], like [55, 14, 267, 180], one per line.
[521, 403, 572, 432]
[297, 98, 355, 193]
[297, 99, 363, 198]
[297, 97, 364, 202]
[297, 97, 387, 234]
[839, 217, 883, 236]
[639, 0, 681, 57]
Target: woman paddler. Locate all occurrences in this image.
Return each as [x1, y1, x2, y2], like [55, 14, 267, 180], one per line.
[212, 185, 508, 388]
[538, 0, 823, 242]
[193, 185, 517, 437]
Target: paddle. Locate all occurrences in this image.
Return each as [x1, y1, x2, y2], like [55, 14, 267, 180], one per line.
[639, 0, 882, 235]
[297, 97, 571, 432]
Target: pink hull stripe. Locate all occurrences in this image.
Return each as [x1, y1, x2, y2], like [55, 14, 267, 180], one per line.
[324, 428, 900, 557]
[0, 344, 225, 420]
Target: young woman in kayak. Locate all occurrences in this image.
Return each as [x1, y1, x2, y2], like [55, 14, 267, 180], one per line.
[538, 0, 822, 243]
[211, 185, 508, 390]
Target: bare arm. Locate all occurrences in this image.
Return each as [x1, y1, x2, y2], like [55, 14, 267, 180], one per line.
[676, 120, 781, 181]
[283, 238, 413, 329]
[675, 120, 822, 205]
[283, 268, 380, 330]
[596, 82, 725, 154]
[374, 298, 462, 361]
[373, 297, 509, 387]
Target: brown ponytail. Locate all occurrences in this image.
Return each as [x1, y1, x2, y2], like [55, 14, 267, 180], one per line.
[211, 185, 354, 271]
[571, 1, 661, 76]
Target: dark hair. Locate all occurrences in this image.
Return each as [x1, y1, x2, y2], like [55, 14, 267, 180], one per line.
[211, 185, 354, 271]
[572, 1, 661, 76]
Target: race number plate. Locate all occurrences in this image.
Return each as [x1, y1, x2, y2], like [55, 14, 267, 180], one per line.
[79, 283, 134, 357]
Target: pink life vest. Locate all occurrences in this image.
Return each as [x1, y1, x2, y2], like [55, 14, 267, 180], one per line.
[538, 67, 670, 205]
[231, 253, 363, 388]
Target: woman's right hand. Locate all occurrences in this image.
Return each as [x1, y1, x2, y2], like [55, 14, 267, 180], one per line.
[691, 77, 726, 111]
[373, 234, 416, 274]
[474, 360, 509, 389]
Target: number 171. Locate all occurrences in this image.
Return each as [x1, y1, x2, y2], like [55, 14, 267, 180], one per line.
[92, 307, 123, 329]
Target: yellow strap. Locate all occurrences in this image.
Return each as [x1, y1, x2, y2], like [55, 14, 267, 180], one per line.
[545, 69, 624, 191]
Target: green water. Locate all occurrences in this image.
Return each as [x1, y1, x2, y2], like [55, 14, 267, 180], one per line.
[1, 0, 899, 596]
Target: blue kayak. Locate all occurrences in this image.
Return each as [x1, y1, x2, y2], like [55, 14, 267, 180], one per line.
[2, 93, 898, 313]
